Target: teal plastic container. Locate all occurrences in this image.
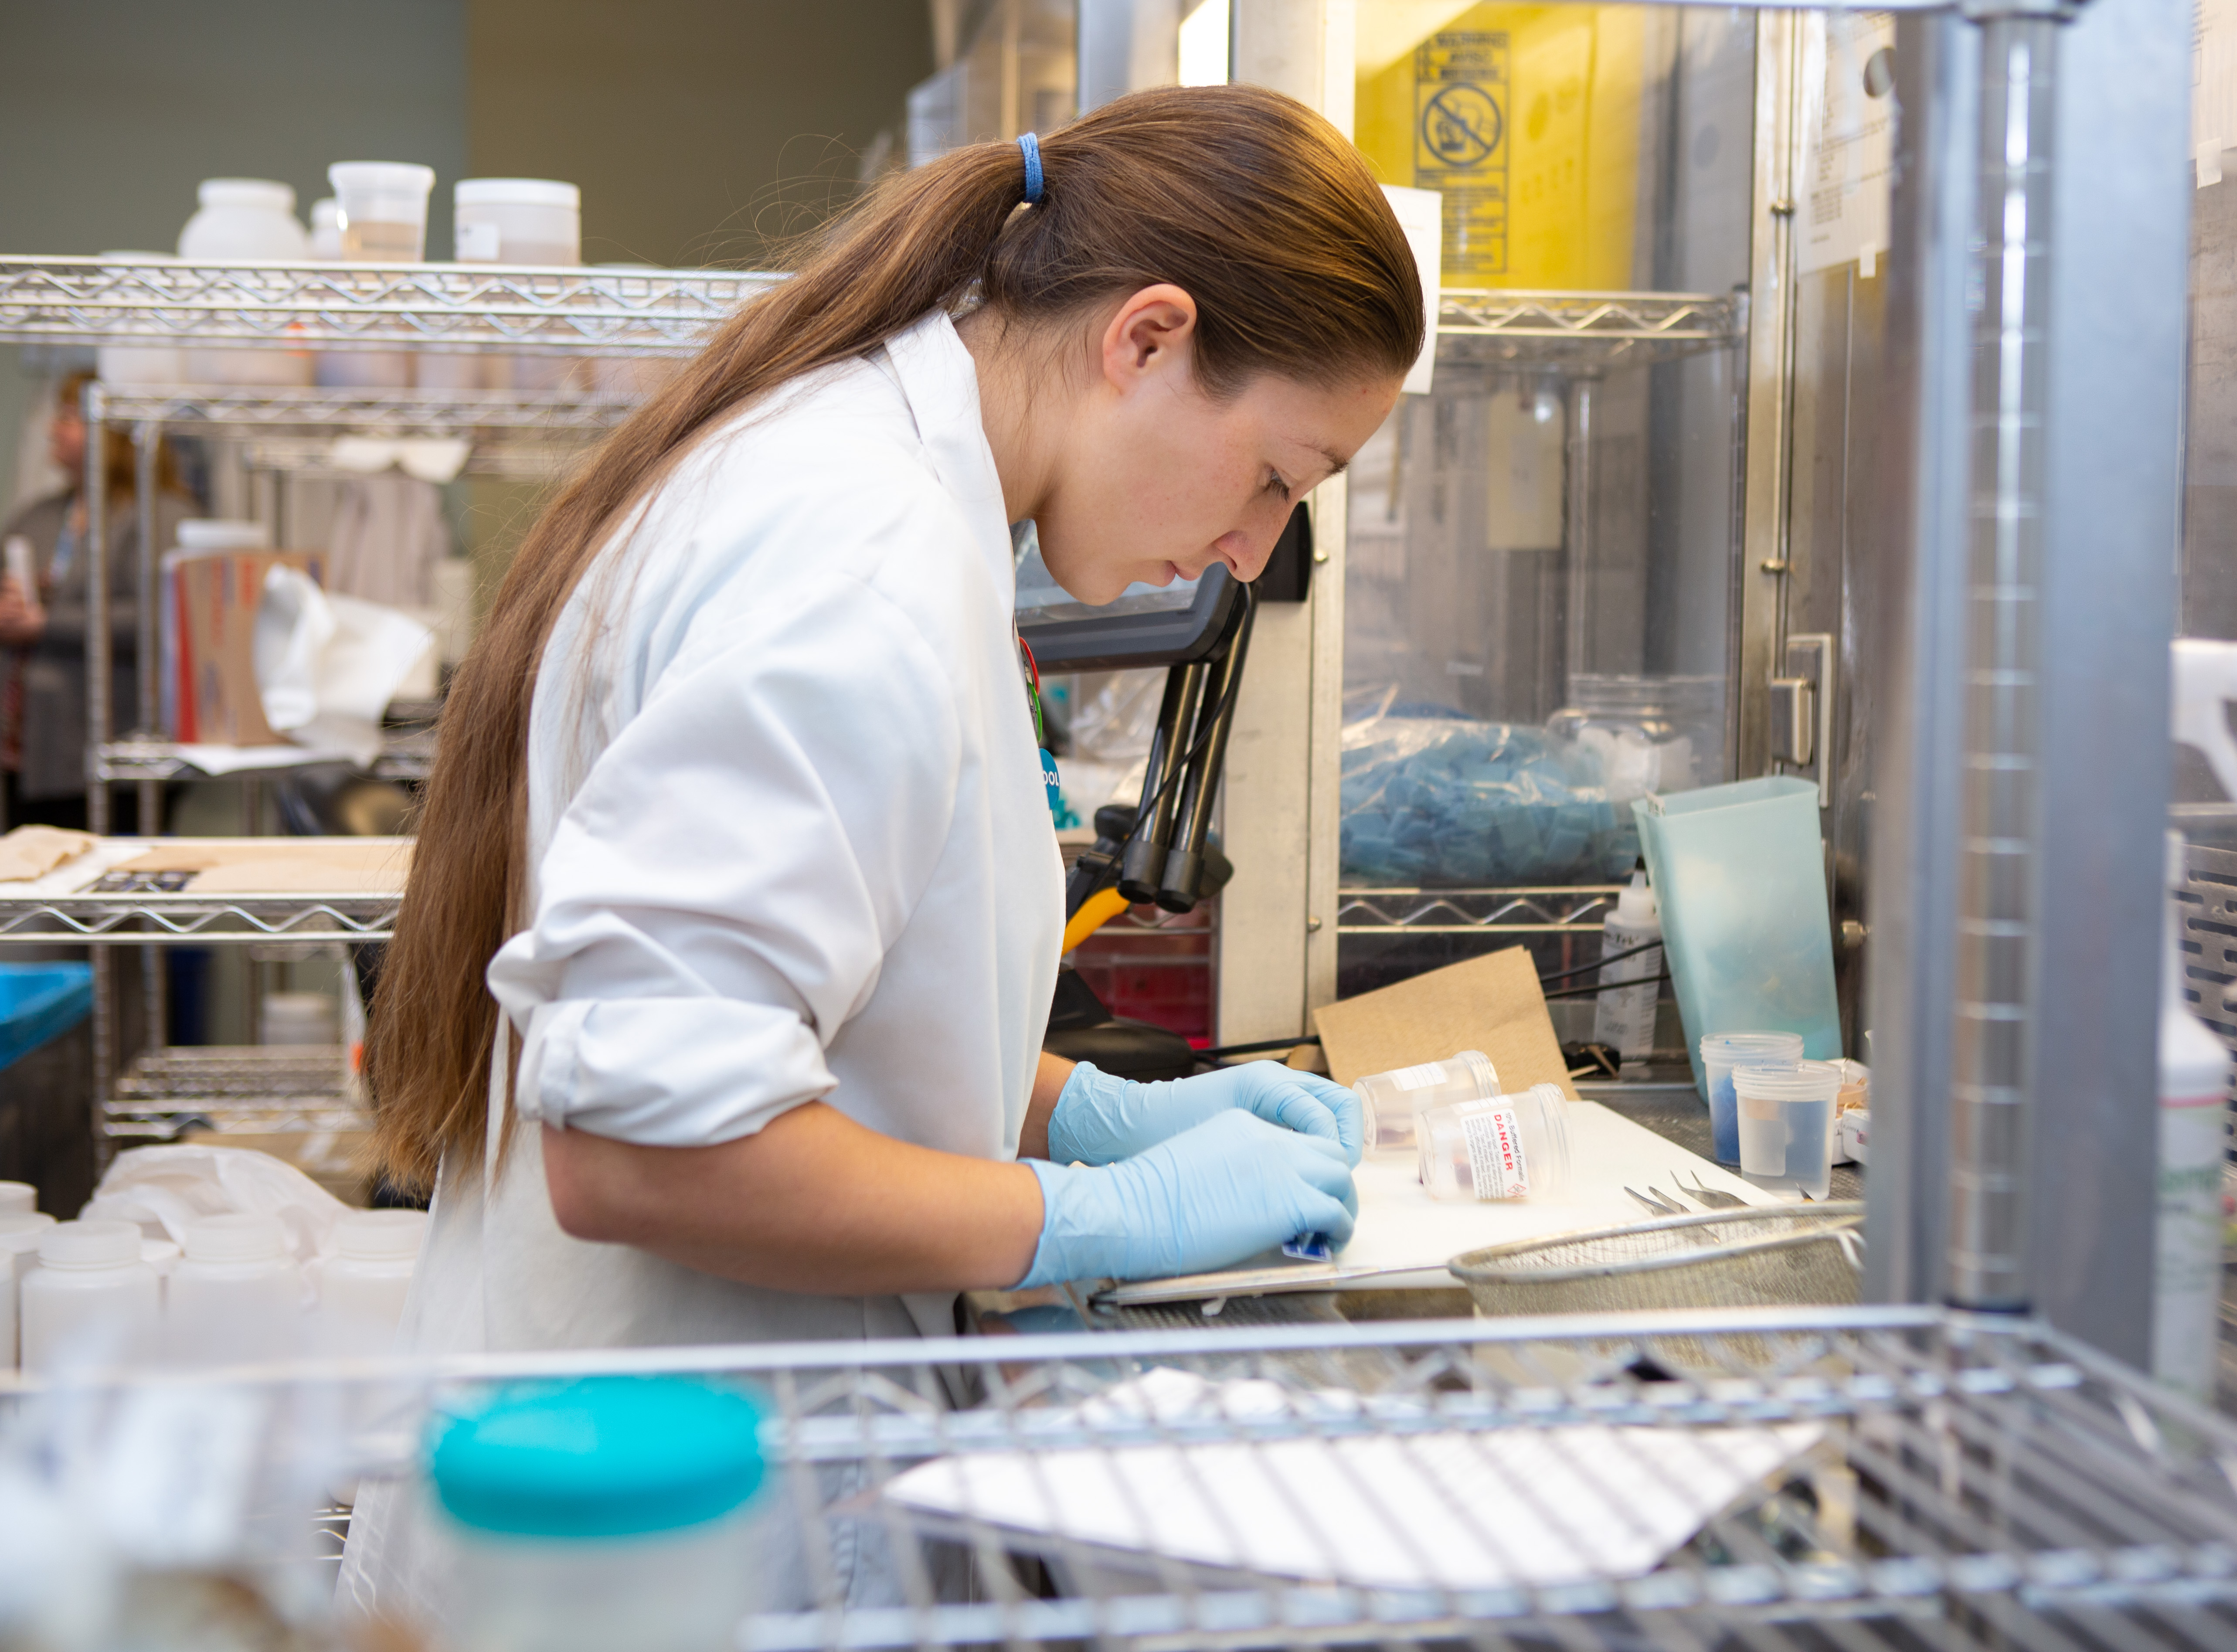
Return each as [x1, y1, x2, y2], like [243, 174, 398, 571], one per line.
[0, 965, 92, 1073]
[1632, 777, 1843, 1101]
[428, 1377, 768, 1652]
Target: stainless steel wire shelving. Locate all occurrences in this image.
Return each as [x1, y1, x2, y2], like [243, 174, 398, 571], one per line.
[44, 1305, 2232, 1649]
[0, 256, 775, 355]
[1336, 884, 1625, 936]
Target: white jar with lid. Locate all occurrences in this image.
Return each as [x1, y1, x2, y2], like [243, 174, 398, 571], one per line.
[167, 1213, 304, 1366]
[319, 1209, 427, 1352]
[177, 180, 314, 386]
[21, 1220, 160, 1373]
[95, 253, 187, 387]
[0, 1213, 54, 1367]
[0, 1183, 36, 1217]
[455, 178, 584, 392]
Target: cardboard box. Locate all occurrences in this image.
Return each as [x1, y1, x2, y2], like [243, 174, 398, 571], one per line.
[168, 549, 326, 744]
[1312, 946, 1579, 1099]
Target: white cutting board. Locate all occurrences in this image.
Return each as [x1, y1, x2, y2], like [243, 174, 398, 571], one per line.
[1099, 1099, 1788, 1303]
[1337, 1099, 1786, 1277]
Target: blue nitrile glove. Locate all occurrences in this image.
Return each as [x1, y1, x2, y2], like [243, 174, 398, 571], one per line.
[1017, 1109, 1359, 1287]
[1045, 1059, 1364, 1168]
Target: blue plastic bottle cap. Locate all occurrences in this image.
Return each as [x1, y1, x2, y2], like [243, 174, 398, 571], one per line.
[429, 1377, 766, 1540]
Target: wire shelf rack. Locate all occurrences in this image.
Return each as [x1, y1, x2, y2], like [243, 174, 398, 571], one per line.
[0, 259, 1739, 369]
[104, 1045, 365, 1140]
[1337, 884, 1625, 935]
[93, 730, 434, 786]
[1436, 289, 1747, 368]
[0, 257, 776, 355]
[0, 887, 397, 946]
[31, 1306, 2232, 1649]
[87, 384, 642, 438]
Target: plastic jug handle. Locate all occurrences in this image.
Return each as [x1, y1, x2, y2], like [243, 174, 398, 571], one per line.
[2172, 639, 2237, 801]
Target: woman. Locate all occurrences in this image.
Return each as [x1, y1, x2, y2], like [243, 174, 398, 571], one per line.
[346, 86, 1420, 1613]
[0, 372, 196, 829]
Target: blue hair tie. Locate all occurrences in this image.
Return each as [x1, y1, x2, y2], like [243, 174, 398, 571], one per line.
[1018, 133, 1044, 205]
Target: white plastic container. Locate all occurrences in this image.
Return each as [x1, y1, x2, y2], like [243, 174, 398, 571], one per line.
[177, 180, 314, 386]
[1699, 1031, 1805, 1166]
[0, 1183, 35, 1217]
[428, 1377, 768, 1652]
[0, 1213, 53, 1367]
[20, 1220, 160, 1374]
[94, 253, 187, 386]
[309, 198, 343, 260]
[167, 1213, 305, 1366]
[1353, 1050, 1499, 1152]
[261, 990, 339, 1047]
[452, 179, 583, 392]
[1418, 1082, 1571, 1201]
[329, 162, 435, 260]
[319, 1209, 428, 1352]
[323, 162, 433, 389]
[1733, 1059, 1842, 1200]
[1591, 867, 1662, 1060]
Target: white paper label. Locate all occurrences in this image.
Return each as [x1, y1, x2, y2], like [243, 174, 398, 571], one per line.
[456, 220, 502, 261]
[1462, 1105, 1530, 1198]
[1387, 1061, 1448, 1092]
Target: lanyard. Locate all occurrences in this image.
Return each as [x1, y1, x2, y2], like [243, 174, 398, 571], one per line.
[1015, 625, 1066, 823]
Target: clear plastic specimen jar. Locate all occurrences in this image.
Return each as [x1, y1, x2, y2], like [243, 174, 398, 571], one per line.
[1418, 1082, 1572, 1202]
[1353, 1050, 1499, 1151]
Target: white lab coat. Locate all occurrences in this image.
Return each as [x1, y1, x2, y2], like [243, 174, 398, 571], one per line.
[337, 311, 1066, 1623]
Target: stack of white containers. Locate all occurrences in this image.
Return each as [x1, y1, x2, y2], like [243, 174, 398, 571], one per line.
[10, 1202, 427, 1377]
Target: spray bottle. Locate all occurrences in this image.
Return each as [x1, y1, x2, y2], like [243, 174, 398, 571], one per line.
[2158, 642, 2237, 1400]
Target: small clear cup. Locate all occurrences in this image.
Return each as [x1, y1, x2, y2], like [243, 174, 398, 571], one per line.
[1733, 1058, 1843, 1199]
[1353, 1050, 1499, 1152]
[1699, 1031, 1805, 1164]
[1418, 1082, 1571, 1201]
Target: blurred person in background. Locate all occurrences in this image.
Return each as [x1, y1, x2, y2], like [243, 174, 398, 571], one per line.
[0, 371, 197, 830]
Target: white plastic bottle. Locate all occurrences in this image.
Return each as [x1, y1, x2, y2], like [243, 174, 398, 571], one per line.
[168, 1214, 305, 1366]
[20, 1220, 160, 1374]
[0, 1183, 36, 1217]
[176, 179, 313, 386]
[2155, 830, 2230, 1403]
[1592, 867, 1663, 1060]
[0, 1213, 53, 1367]
[319, 1210, 428, 1353]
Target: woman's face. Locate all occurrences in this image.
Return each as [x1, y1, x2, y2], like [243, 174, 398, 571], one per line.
[1032, 291, 1402, 605]
[47, 404, 85, 476]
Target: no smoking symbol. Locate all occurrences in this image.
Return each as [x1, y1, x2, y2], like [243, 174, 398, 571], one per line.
[1421, 83, 1503, 167]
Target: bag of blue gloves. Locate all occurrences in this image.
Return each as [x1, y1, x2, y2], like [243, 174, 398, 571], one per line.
[1018, 1059, 1363, 1288]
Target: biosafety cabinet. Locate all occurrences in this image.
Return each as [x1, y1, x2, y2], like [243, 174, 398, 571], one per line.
[1079, 0, 2190, 1367]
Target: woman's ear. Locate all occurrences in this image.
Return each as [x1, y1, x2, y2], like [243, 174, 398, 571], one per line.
[1099, 284, 1199, 392]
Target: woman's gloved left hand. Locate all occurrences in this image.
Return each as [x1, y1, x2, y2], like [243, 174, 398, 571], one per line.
[1045, 1059, 1363, 1168]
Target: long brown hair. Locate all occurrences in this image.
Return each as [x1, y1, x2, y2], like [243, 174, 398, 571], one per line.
[367, 83, 1424, 1191]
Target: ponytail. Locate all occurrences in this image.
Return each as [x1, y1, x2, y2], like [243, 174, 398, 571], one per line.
[368, 83, 1422, 1190]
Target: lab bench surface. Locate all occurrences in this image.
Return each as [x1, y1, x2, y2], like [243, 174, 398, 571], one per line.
[969, 1077, 1859, 1334]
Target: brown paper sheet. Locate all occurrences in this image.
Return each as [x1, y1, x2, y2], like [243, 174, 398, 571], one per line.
[1312, 946, 1578, 1099]
[117, 839, 412, 894]
[0, 826, 96, 883]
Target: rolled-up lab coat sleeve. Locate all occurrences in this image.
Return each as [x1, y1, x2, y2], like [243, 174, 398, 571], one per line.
[486, 571, 965, 1146]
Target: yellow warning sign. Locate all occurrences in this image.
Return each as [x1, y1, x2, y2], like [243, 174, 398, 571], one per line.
[1412, 33, 1511, 279]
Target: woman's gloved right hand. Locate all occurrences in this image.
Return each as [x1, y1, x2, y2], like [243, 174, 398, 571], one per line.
[1017, 1109, 1357, 1288]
